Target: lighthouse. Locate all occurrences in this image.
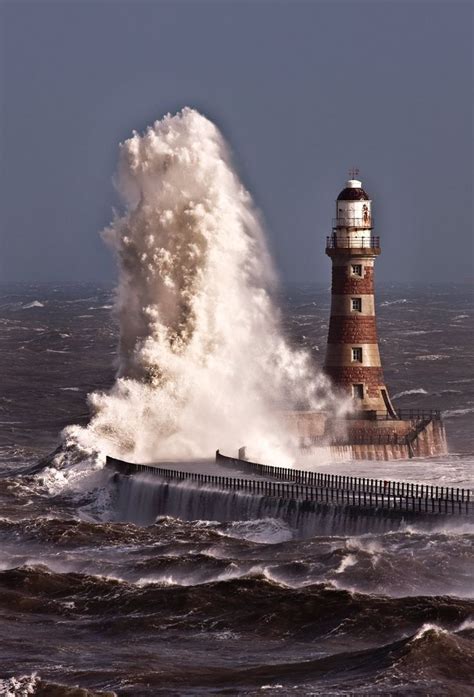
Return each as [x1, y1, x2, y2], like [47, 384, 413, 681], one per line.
[324, 172, 396, 417]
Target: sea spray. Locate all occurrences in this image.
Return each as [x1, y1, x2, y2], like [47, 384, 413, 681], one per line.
[61, 108, 345, 467]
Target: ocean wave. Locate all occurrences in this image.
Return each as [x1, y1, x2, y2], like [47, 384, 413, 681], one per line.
[380, 298, 408, 306]
[218, 518, 294, 544]
[3, 527, 473, 600]
[1, 565, 472, 638]
[21, 301, 45, 309]
[415, 354, 449, 361]
[392, 388, 428, 399]
[434, 389, 462, 396]
[443, 407, 474, 419]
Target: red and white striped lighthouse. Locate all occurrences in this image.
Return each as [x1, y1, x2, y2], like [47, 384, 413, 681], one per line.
[324, 173, 396, 416]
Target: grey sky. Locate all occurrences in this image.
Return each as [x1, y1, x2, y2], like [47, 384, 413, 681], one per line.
[1, 0, 472, 285]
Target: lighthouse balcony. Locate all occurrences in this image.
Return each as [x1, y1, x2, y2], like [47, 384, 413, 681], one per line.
[326, 235, 381, 256]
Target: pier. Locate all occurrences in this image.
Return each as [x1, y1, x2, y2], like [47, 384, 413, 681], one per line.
[106, 453, 472, 534]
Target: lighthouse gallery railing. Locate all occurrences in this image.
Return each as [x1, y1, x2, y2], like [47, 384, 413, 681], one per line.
[326, 235, 380, 249]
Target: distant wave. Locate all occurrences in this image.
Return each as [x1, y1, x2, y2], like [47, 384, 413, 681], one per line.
[21, 300, 44, 309]
[381, 298, 408, 306]
[392, 388, 428, 399]
[443, 407, 474, 419]
[415, 354, 449, 361]
[402, 329, 442, 336]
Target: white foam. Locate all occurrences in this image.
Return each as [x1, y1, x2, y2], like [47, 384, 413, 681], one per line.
[0, 673, 39, 696]
[219, 518, 294, 544]
[457, 617, 474, 631]
[334, 553, 357, 574]
[412, 623, 449, 641]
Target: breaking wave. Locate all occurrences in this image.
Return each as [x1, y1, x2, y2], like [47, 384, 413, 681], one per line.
[60, 108, 344, 469]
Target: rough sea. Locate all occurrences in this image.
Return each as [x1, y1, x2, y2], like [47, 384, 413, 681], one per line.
[0, 282, 472, 696]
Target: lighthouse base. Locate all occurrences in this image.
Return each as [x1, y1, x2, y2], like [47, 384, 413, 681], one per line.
[287, 411, 448, 461]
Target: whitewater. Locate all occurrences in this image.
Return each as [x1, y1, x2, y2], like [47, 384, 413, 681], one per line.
[62, 108, 342, 468]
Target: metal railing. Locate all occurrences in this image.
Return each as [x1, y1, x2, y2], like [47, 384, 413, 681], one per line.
[396, 409, 442, 421]
[326, 235, 380, 249]
[215, 452, 472, 509]
[345, 409, 442, 422]
[105, 455, 472, 516]
[332, 217, 372, 229]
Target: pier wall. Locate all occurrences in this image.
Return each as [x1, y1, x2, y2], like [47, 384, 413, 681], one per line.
[105, 455, 471, 537]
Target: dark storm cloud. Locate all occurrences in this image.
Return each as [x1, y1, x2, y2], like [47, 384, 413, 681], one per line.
[0, 0, 472, 284]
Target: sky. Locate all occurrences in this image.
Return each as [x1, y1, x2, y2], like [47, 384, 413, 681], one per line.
[1, 0, 472, 285]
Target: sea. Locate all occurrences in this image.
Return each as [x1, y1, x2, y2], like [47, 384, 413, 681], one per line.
[0, 281, 472, 696]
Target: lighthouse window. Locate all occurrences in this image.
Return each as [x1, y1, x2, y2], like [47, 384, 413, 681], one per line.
[352, 347, 363, 362]
[352, 384, 364, 399]
[351, 264, 362, 276]
[351, 298, 362, 312]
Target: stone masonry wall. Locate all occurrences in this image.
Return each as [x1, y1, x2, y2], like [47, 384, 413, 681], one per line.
[332, 265, 374, 294]
[328, 316, 378, 343]
[324, 367, 385, 398]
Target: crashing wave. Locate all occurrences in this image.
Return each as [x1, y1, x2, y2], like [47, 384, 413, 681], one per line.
[58, 108, 345, 471]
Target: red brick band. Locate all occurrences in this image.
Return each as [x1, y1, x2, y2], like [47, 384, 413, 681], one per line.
[332, 266, 374, 294]
[325, 366, 386, 399]
[327, 316, 378, 343]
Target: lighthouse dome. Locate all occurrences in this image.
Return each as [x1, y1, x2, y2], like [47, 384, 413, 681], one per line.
[337, 179, 370, 201]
